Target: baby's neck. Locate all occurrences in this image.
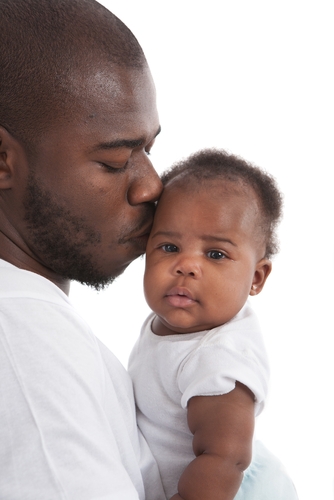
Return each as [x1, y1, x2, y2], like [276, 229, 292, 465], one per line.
[151, 315, 223, 336]
[152, 316, 177, 336]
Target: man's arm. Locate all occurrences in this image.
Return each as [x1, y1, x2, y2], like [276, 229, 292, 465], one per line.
[170, 382, 255, 500]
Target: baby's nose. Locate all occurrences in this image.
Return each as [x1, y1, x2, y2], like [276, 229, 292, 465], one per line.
[175, 258, 202, 278]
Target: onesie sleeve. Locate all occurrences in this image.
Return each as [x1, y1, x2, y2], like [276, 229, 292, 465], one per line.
[177, 304, 270, 416]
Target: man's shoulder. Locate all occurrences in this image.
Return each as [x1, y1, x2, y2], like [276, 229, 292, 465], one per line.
[0, 258, 69, 306]
[0, 258, 89, 350]
[0, 259, 132, 389]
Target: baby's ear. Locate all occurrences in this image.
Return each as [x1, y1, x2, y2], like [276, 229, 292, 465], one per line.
[249, 259, 272, 296]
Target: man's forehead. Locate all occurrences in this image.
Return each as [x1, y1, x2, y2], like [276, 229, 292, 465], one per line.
[68, 63, 154, 109]
[36, 63, 159, 146]
[18, 65, 154, 153]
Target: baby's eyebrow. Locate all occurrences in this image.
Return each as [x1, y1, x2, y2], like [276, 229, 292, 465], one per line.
[200, 235, 237, 247]
[150, 230, 181, 239]
[151, 231, 237, 247]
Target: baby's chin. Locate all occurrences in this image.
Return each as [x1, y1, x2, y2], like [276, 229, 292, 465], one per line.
[152, 315, 228, 336]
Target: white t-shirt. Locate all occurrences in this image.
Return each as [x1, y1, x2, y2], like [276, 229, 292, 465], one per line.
[128, 304, 270, 499]
[0, 259, 165, 500]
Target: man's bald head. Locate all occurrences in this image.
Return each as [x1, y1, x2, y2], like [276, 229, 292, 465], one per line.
[0, 0, 147, 152]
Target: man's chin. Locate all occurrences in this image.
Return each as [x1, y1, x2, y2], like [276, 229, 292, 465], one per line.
[83, 276, 116, 292]
[75, 259, 130, 291]
[65, 242, 146, 291]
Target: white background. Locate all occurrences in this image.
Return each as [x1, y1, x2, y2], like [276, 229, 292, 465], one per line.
[70, 2, 334, 499]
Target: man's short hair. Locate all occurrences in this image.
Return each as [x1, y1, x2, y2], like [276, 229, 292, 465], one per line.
[0, 0, 146, 151]
[161, 148, 283, 259]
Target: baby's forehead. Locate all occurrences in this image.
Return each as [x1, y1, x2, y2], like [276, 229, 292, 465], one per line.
[162, 175, 259, 208]
[157, 176, 265, 247]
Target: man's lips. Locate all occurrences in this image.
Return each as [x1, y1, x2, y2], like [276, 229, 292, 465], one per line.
[121, 221, 153, 247]
[131, 227, 151, 242]
[165, 287, 197, 308]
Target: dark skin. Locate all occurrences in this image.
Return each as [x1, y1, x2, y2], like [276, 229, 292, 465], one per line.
[0, 64, 163, 294]
[145, 180, 272, 499]
[170, 384, 255, 500]
[145, 180, 271, 335]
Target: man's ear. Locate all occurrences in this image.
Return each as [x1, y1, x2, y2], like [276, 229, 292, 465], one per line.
[249, 258, 272, 296]
[0, 126, 22, 189]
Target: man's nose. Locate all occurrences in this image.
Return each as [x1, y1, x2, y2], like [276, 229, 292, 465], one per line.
[127, 154, 163, 206]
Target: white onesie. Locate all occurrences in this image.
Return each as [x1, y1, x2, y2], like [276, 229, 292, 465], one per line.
[128, 303, 270, 499]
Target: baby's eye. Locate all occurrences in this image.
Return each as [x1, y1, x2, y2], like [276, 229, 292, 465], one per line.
[161, 244, 178, 253]
[207, 250, 226, 260]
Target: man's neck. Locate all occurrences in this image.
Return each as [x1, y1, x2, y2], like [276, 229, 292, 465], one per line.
[0, 231, 71, 295]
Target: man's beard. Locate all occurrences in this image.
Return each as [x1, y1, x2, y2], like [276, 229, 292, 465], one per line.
[23, 172, 116, 291]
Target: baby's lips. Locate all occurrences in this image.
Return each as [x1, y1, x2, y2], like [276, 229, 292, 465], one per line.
[166, 286, 195, 300]
[165, 287, 197, 308]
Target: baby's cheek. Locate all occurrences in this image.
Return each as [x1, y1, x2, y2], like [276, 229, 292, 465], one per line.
[143, 271, 159, 308]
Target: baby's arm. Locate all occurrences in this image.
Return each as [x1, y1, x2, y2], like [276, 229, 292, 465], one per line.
[170, 382, 255, 500]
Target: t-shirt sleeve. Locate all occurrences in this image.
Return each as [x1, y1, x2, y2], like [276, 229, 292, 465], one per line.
[177, 304, 270, 416]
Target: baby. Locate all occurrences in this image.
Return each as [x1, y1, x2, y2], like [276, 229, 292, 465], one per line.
[128, 149, 297, 500]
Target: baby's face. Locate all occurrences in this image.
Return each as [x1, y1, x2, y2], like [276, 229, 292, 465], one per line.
[144, 179, 271, 335]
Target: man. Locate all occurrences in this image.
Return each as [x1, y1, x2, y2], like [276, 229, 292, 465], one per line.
[0, 0, 166, 498]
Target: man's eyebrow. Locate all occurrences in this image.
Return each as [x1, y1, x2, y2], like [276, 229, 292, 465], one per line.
[92, 125, 161, 152]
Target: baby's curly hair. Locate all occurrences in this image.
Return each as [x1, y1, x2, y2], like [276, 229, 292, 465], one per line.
[161, 148, 283, 259]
